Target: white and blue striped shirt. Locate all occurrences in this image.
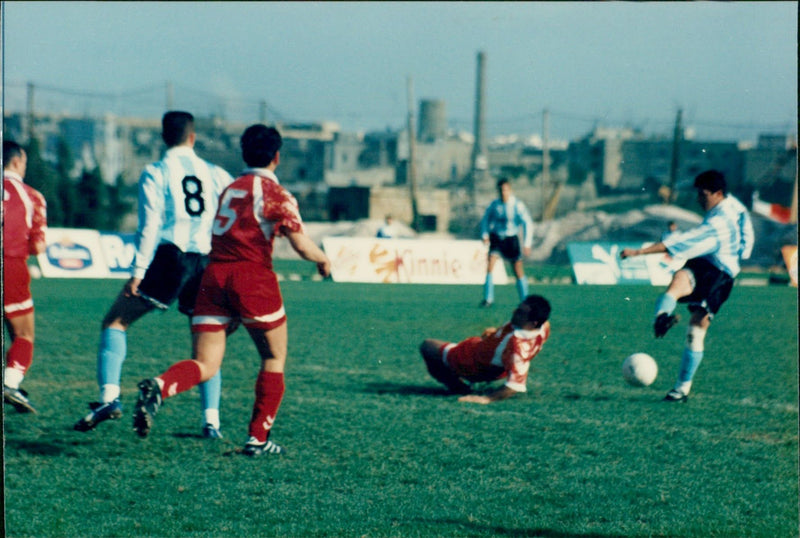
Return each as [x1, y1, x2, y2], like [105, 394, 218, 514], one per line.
[663, 195, 754, 277]
[132, 146, 234, 279]
[480, 195, 534, 249]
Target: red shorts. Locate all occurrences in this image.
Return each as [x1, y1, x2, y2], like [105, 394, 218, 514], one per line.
[3, 257, 34, 319]
[441, 338, 505, 382]
[191, 261, 286, 332]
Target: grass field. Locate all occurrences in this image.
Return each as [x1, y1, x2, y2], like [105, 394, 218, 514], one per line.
[3, 272, 798, 538]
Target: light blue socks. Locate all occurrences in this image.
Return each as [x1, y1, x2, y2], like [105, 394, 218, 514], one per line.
[200, 371, 222, 413]
[654, 293, 677, 319]
[483, 273, 494, 303]
[516, 277, 528, 302]
[97, 328, 126, 390]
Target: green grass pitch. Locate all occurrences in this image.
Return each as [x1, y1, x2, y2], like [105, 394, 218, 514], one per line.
[3, 274, 798, 537]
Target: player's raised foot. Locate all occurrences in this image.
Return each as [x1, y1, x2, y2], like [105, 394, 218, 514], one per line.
[74, 399, 122, 431]
[242, 437, 285, 457]
[133, 378, 162, 438]
[653, 313, 680, 338]
[479, 300, 493, 308]
[202, 423, 223, 439]
[3, 386, 37, 414]
[663, 389, 688, 403]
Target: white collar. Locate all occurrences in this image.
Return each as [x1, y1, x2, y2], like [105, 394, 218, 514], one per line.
[164, 145, 197, 157]
[244, 167, 279, 184]
[3, 170, 24, 182]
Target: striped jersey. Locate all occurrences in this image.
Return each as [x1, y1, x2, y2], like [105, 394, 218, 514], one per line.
[662, 195, 754, 277]
[132, 146, 233, 279]
[2, 171, 48, 259]
[480, 195, 534, 248]
[443, 321, 550, 392]
[209, 168, 305, 268]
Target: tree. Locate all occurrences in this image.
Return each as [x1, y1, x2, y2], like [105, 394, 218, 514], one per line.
[24, 137, 64, 225]
[55, 138, 78, 226]
[106, 174, 134, 230]
[73, 166, 107, 229]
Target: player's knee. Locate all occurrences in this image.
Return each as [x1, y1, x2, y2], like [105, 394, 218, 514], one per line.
[686, 325, 707, 352]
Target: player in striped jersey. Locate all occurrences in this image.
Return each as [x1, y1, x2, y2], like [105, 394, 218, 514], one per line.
[132, 124, 331, 456]
[420, 295, 551, 403]
[3, 140, 48, 413]
[621, 170, 755, 402]
[479, 178, 534, 307]
[73, 112, 234, 436]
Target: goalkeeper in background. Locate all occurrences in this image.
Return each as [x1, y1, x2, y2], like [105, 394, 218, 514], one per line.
[420, 294, 551, 404]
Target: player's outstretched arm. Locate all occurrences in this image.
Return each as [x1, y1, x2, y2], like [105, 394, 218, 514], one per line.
[620, 242, 667, 259]
[458, 385, 519, 405]
[286, 229, 331, 277]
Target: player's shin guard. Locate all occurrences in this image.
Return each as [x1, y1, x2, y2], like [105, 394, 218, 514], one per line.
[516, 277, 528, 302]
[654, 293, 678, 320]
[97, 328, 126, 401]
[676, 325, 706, 394]
[249, 371, 285, 443]
[158, 360, 203, 399]
[4, 337, 33, 389]
[199, 370, 222, 426]
[483, 273, 494, 303]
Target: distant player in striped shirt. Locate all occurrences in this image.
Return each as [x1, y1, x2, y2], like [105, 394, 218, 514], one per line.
[3, 140, 48, 414]
[73, 111, 234, 436]
[420, 295, 551, 403]
[621, 170, 755, 402]
[132, 124, 331, 456]
[479, 178, 534, 307]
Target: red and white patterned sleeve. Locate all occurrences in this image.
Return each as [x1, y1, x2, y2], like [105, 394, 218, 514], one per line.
[27, 185, 48, 255]
[264, 183, 305, 237]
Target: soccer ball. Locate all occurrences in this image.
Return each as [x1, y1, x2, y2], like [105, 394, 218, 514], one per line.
[622, 353, 658, 387]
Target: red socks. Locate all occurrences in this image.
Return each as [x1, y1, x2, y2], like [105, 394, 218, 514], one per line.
[248, 371, 285, 443]
[157, 360, 202, 399]
[6, 337, 34, 373]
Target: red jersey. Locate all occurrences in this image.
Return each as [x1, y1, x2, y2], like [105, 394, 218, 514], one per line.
[210, 168, 304, 267]
[444, 321, 550, 392]
[2, 172, 47, 260]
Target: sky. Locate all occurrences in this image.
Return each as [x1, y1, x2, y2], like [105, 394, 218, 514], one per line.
[2, 1, 797, 143]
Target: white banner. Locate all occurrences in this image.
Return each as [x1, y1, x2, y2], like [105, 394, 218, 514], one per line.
[38, 228, 110, 278]
[37, 228, 135, 279]
[322, 237, 509, 285]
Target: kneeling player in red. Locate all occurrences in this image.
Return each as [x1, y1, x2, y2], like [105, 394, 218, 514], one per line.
[133, 124, 331, 456]
[420, 295, 551, 404]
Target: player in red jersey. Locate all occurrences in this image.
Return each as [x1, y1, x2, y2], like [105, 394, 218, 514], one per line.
[3, 140, 48, 413]
[133, 124, 331, 456]
[420, 295, 551, 404]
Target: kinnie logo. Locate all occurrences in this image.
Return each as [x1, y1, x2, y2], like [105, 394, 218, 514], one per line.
[46, 239, 94, 270]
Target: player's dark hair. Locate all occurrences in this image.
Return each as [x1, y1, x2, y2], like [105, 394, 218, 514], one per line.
[241, 124, 282, 167]
[522, 295, 551, 325]
[694, 170, 727, 195]
[162, 111, 195, 147]
[496, 177, 510, 190]
[3, 140, 24, 165]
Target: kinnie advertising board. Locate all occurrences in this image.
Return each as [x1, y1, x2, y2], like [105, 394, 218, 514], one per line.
[567, 241, 683, 286]
[321, 237, 509, 285]
[37, 228, 135, 278]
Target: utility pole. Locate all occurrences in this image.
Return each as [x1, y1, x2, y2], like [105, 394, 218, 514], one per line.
[668, 108, 683, 203]
[26, 82, 35, 141]
[166, 82, 174, 110]
[541, 108, 550, 221]
[406, 76, 420, 232]
[470, 51, 488, 206]
[259, 100, 267, 124]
